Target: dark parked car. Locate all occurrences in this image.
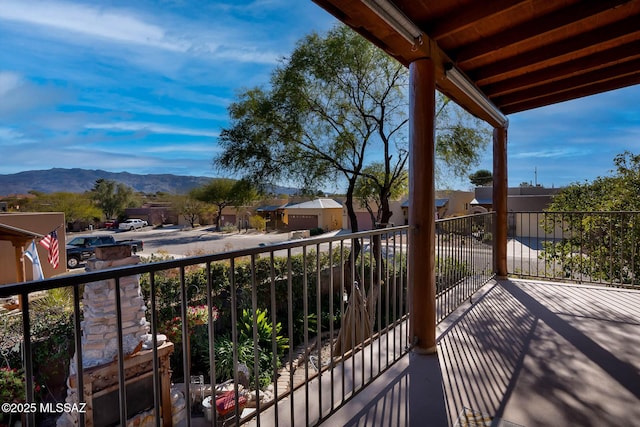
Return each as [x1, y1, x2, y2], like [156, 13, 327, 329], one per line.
[66, 235, 143, 268]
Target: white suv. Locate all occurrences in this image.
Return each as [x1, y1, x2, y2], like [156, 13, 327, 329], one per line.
[118, 218, 148, 231]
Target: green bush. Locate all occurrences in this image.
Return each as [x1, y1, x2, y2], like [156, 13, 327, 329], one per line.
[436, 256, 472, 293]
[140, 248, 396, 387]
[310, 227, 324, 236]
[238, 309, 288, 358]
[221, 224, 238, 233]
[213, 308, 288, 389]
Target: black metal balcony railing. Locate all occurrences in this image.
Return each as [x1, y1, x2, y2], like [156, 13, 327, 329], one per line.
[0, 215, 495, 427]
[436, 212, 495, 322]
[508, 211, 640, 287]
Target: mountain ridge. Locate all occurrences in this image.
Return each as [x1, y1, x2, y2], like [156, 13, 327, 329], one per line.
[0, 168, 297, 196]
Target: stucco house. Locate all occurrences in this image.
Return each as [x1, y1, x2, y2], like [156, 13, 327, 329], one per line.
[255, 201, 288, 231]
[285, 198, 343, 231]
[124, 202, 178, 226]
[0, 212, 66, 285]
[471, 186, 562, 213]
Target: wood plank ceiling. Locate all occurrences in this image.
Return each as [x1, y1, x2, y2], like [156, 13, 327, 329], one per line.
[312, 0, 640, 125]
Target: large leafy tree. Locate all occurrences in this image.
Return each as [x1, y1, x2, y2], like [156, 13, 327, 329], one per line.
[217, 25, 488, 234]
[90, 179, 136, 220]
[216, 25, 489, 352]
[435, 96, 489, 186]
[217, 25, 409, 239]
[25, 191, 101, 224]
[169, 194, 208, 228]
[191, 179, 256, 231]
[543, 151, 640, 284]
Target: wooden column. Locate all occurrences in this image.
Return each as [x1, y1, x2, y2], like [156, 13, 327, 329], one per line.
[14, 242, 25, 283]
[408, 58, 437, 354]
[493, 126, 508, 278]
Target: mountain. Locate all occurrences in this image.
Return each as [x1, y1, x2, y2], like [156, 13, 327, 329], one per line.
[0, 168, 298, 196]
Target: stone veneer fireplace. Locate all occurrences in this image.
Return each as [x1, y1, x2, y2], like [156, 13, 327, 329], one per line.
[57, 245, 173, 427]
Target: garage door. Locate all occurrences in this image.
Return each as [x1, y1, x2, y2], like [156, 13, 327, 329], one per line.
[288, 215, 318, 230]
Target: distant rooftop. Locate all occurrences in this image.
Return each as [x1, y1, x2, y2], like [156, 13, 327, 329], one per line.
[287, 198, 342, 209]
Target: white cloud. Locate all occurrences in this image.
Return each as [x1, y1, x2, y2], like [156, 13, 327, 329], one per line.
[144, 143, 221, 154]
[85, 122, 219, 137]
[0, 72, 72, 119]
[0, 0, 286, 66]
[0, 139, 218, 177]
[510, 147, 588, 159]
[0, 127, 31, 143]
[0, 0, 187, 52]
[0, 71, 22, 97]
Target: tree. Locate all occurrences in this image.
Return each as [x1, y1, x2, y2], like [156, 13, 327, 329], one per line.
[90, 179, 136, 220]
[542, 151, 640, 284]
[171, 194, 207, 228]
[436, 95, 490, 186]
[216, 24, 490, 354]
[217, 25, 410, 242]
[25, 192, 101, 224]
[217, 26, 488, 234]
[191, 179, 257, 231]
[469, 169, 493, 186]
[355, 162, 408, 227]
[249, 215, 266, 231]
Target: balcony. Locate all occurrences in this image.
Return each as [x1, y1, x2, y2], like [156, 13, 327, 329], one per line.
[1, 212, 639, 426]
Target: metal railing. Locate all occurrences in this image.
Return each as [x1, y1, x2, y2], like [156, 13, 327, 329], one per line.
[0, 218, 497, 427]
[0, 227, 410, 427]
[435, 212, 495, 322]
[508, 211, 640, 287]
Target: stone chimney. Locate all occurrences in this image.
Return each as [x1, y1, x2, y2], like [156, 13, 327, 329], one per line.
[79, 245, 150, 367]
[58, 245, 158, 427]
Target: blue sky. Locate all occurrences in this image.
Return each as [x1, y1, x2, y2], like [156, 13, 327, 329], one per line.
[0, 0, 639, 192]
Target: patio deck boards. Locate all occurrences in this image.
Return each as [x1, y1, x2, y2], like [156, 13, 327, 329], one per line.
[315, 279, 640, 426]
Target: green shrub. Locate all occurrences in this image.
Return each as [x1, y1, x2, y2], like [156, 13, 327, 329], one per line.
[435, 256, 472, 293]
[238, 308, 288, 357]
[0, 367, 25, 402]
[221, 224, 238, 233]
[310, 227, 324, 236]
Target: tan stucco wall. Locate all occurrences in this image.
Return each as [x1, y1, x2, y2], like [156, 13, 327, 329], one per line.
[435, 190, 475, 216]
[321, 207, 343, 230]
[388, 200, 405, 226]
[287, 207, 343, 231]
[0, 212, 66, 285]
[342, 199, 407, 230]
[513, 212, 567, 239]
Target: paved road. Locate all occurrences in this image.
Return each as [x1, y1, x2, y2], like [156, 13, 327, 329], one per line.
[67, 227, 540, 275]
[68, 225, 298, 260]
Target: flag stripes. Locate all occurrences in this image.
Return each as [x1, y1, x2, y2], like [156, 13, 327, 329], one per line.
[40, 230, 60, 269]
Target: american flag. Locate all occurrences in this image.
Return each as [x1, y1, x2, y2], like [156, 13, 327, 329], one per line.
[40, 230, 60, 269]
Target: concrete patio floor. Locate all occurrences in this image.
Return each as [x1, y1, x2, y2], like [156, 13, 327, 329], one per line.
[193, 278, 640, 426]
[320, 278, 640, 426]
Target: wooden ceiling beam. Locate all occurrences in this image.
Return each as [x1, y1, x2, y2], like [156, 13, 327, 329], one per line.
[428, 0, 529, 41]
[313, 0, 640, 117]
[500, 73, 640, 114]
[495, 59, 640, 108]
[472, 15, 640, 85]
[455, 0, 632, 66]
[482, 39, 640, 97]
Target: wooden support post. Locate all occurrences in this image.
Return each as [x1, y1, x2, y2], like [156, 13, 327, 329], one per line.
[14, 242, 25, 283]
[408, 58, 437, 354]
[493, 126, 508, 278]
